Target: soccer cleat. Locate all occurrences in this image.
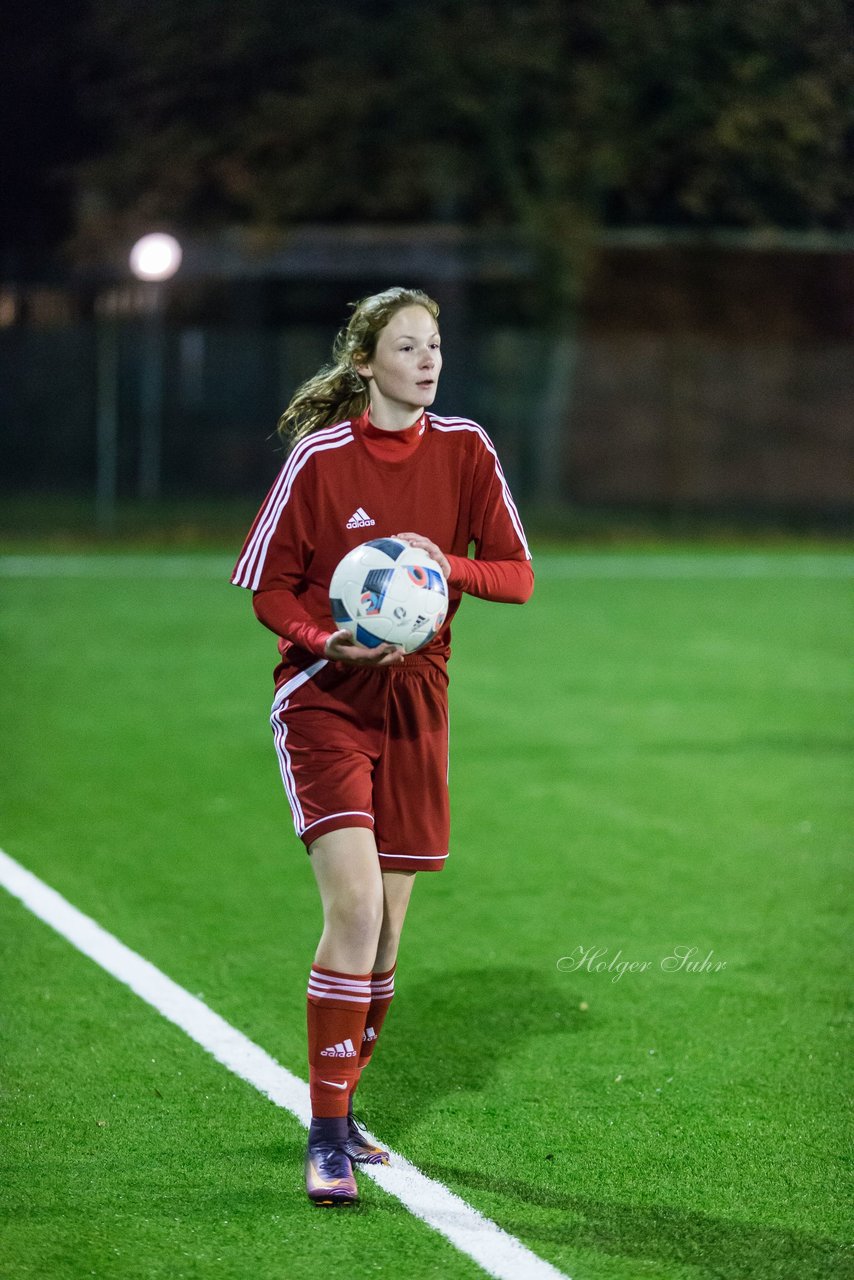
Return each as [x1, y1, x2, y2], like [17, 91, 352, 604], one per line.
[304, 1141, 358, 1206]
[343, 1113, 390, 1165]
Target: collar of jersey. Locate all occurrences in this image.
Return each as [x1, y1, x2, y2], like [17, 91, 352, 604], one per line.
[354, 409, 428, 463]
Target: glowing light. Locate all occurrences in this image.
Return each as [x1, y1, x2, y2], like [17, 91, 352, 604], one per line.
[129, 234, 183, 281]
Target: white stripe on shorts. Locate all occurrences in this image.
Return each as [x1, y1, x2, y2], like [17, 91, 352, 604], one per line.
[272, 660, 328, 709]
[378, 852, 449, 863]
[271, 708, 304, 833]
[270, 661, 329, 836]
[300, 811, 375, 839]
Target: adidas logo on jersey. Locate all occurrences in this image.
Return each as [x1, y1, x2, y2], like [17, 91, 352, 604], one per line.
[363, 1026, 378, 1043]
[320, 1038, 357, 1058]
[346, 507, 376, 529]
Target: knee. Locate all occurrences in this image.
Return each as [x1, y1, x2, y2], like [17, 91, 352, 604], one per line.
[326, 885, 384, 943]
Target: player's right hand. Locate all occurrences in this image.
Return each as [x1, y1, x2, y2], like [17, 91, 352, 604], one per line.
[324, 629, 405, 666]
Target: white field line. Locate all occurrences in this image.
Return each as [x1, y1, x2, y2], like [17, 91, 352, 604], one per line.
[0, 847, 570, 1280]
[0, 555, 233, 578]
[0, 551, 852, 580]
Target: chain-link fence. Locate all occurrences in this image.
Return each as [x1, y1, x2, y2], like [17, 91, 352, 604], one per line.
[2, 242, 851, 527]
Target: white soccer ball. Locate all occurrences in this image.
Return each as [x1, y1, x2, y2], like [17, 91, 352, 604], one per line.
[329, 537, 449, 654]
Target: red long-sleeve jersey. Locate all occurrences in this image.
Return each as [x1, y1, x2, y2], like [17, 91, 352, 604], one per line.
[231, 410, 533, 684]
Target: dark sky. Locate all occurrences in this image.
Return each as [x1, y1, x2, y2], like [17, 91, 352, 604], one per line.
[0, 2, 89, 273]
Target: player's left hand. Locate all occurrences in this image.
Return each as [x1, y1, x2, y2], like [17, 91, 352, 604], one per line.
[324, 629, 405, 666]
[393, 532, 451, 579]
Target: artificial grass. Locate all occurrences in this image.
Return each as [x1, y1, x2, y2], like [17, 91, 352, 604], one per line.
[1, 546, 851, 1279]
[0, 891, 485, 1280]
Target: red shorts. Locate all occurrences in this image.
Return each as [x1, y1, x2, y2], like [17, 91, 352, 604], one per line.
[269, 657, 450, 872]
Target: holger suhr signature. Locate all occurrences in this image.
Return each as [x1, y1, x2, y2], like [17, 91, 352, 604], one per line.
[557, 945, 727, 982]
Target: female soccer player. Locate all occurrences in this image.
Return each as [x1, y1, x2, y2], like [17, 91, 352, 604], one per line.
[231, 286, 533, 1205]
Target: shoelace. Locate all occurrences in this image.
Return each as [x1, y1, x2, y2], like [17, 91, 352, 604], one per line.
[310, 1142, 353, 1174]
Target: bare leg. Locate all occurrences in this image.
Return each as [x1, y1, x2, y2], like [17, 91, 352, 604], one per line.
[374, 870, 417, 971]
[346, 869, 417, 1157]
[309, 827, 384, 973]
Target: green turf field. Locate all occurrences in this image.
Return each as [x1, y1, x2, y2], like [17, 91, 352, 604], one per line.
[1, 547, 851, 1280]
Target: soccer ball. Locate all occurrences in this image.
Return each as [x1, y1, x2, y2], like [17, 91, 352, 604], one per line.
[329, 537, 449, 654]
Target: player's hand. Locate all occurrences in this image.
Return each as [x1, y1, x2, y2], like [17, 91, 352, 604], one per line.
[324, 629, 405, 666]
[393, 532, 451, 579]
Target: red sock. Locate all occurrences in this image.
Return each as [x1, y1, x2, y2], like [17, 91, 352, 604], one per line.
[307, 965, 371, 1118]
[350, 964, 396, 1107]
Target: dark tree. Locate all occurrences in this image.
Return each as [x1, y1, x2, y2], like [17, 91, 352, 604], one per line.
[64, 0, 852, 502]
[71, 0, 853, 282]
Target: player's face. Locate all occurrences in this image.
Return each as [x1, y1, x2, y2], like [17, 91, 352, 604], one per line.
[356, 305, 442, 426]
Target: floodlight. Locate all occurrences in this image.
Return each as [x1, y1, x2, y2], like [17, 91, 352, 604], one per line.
[129, 233, 183, 281]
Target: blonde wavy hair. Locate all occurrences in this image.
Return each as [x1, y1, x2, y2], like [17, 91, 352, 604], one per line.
[277, 286, 440, 444]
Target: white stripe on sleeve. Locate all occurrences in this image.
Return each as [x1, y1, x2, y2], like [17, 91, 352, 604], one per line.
[429, 416, 531, 559]
[232, 424, 353, 590]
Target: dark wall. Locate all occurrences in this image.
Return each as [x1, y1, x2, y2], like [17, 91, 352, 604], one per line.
[566, 248, 853, 515]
